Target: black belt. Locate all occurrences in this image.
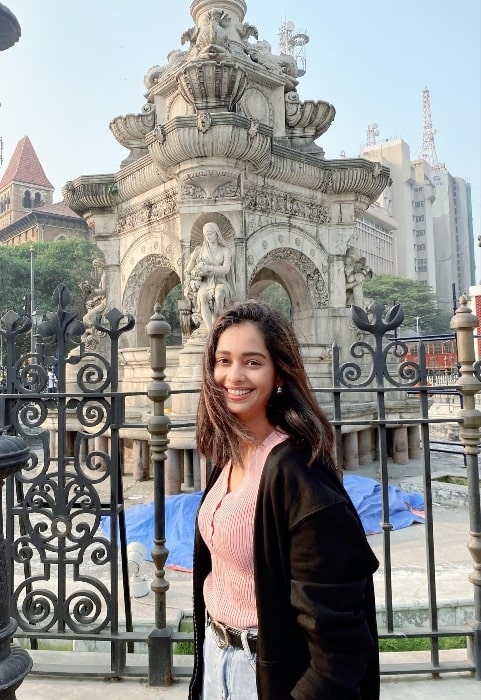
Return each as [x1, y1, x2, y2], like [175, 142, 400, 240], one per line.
[209, 618, 257, 653]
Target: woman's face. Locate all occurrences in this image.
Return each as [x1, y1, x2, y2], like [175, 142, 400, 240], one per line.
[213, 321, 277, 429]
[203, 226, 218, 244]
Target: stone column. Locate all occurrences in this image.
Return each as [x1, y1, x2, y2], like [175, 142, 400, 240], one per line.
[392, 427, 409, 464]
[94, 435, 109, 472]
[407, 426, 421, 460]
[165, 449, 181, 495]
[132, 440, 144, 481]
[183, 449, 194, 489]
[358, 429, 373, 465]
[342, 431, 359, 470]
[193, 450, 201, 492]
[234, 236, 247, 300]
[141, 441, 151, 480]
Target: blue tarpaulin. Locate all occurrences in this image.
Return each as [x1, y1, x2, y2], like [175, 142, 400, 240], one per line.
[343, 475, 424, 535]
[101, 476, 424, 572]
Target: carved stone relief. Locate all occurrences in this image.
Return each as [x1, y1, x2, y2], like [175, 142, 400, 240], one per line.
[245, 187, 330, 224]
[237, 87, 273, 127]
[250, 248, 328, 308]
[117, 189, 178, 233]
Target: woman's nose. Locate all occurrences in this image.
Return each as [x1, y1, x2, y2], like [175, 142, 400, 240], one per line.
[227, 362, 245, 382]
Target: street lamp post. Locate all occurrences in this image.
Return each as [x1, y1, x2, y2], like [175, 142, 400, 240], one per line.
[30, 245, 35, 353]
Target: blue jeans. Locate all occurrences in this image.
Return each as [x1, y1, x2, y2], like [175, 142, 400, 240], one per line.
[202, 623, 257, 700]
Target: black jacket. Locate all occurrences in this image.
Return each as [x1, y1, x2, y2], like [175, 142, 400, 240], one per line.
[189, 438, 380, 700]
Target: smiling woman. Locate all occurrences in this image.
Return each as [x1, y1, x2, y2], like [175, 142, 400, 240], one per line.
[189, 300, 380, 700]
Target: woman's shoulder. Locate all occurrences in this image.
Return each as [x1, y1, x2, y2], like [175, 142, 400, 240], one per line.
[263, 438, 343, 493]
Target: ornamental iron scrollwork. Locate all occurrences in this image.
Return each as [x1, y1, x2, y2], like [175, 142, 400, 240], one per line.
[333, 302, 426, 389]
[1, 284, 135, 643]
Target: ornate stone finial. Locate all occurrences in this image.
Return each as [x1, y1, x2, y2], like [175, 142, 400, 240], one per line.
[178, 60, 248, 111]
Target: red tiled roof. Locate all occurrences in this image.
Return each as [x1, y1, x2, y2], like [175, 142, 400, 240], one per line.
[35, 201, 82, 218]
[0, 136, 53, 190]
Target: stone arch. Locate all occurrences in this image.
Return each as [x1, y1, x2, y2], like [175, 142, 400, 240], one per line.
[122, 253, 180, 346]
[249, 247, 328, 314]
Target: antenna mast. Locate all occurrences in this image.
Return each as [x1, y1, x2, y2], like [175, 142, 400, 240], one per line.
[365, 122, 380, 148]
[420, 86, 439, 167]
[279, 20, 309, 76]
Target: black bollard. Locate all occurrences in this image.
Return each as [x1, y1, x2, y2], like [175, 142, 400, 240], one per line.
[0, 435, 32, 699]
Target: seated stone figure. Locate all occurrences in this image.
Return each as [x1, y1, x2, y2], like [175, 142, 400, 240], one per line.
[185, 222, 233, 331]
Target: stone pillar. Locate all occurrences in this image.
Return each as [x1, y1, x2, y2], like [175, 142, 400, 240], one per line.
[183, 449, 194, 489]
[165, 449, 181, 495]
[94, 435, 109, 472]
[132, 440, 145, 481]
[342, 431, 359, 471]
[392, 426, 409, 464]
[193, 450, 201, 492]
[79, 436, 88, 463]
[49, 429, 57, 458]
[407, 426, 421, 460]
[234, 236, 247, 300]
[358, 429, 373, 465]
[141, 441, 151, 480]
[0, 435, 32, 698]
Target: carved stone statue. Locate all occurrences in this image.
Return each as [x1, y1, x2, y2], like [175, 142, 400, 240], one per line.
[184, 222, 234, 331]
[80, 258, 107, 349]
[345, 247, 372, 307]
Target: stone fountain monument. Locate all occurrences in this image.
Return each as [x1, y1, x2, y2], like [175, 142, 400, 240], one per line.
[63, 0, 391, 488]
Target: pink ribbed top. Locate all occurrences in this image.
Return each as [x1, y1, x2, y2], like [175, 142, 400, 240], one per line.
[198, 429, 287, 629]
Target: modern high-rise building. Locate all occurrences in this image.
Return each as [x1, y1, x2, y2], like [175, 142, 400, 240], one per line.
[360, 137, 475, 311]
[351, 202, 398, 276]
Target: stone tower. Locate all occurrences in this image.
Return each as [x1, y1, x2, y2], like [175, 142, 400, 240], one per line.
[62, 0, 391, 464]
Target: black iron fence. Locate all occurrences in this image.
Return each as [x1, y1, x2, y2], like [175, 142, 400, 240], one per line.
[0, 287, 480, 684]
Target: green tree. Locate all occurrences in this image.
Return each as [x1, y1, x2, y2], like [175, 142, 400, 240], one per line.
[0, 239, 102, 318]
[258, 282, 291, 319]
[362, 274, 453, 336]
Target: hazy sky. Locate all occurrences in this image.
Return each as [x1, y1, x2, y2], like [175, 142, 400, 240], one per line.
[2, 0, 480, 271]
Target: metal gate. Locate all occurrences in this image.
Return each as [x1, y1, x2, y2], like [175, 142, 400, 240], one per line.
[1, 287, 480, 683]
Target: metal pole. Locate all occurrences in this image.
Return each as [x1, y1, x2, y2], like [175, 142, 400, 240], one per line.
[0, 435, 32, 698]
[29, 246, 34, 353]
[450, 295, 481, 679]
[145, 304, 172, 686]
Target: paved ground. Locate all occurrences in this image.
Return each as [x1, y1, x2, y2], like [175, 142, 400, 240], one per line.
[15, 449, 481, 698]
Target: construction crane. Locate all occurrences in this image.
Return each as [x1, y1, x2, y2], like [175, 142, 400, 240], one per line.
[420, 86, 439, 167]
[278, 20, 309, 76]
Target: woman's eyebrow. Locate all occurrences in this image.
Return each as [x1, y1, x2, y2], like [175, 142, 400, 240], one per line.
[215, 350, 267, 358]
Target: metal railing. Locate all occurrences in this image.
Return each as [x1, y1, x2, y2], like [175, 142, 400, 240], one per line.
[0, 288, 479, 684]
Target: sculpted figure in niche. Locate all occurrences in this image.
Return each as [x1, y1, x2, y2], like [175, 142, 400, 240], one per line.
[185, 222, 234, 331]
[345, 247, 372, 307]
[80, 258, 108, 348]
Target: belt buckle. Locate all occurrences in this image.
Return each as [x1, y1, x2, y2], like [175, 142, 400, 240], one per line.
[211, 619, 229, 649]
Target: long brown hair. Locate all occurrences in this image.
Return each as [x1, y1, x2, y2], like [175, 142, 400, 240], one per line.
[197, 301, 336, 472]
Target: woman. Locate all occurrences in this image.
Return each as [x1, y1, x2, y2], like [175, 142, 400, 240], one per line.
[189, 301, 380, 700]
[185, 222, 233, 331]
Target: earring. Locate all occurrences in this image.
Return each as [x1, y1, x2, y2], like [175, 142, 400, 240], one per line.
[276, 385, 282, 395]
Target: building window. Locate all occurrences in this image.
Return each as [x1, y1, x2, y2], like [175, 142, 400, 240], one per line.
[416, 243, 426, 251]
[415, 258, 427, 272]
[415, 229, 425, 236]
[414, 201, 424, 207]
[415, 215, 425, 222]
[33, 192, 42, 207]
[22, 190, 32, 208]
